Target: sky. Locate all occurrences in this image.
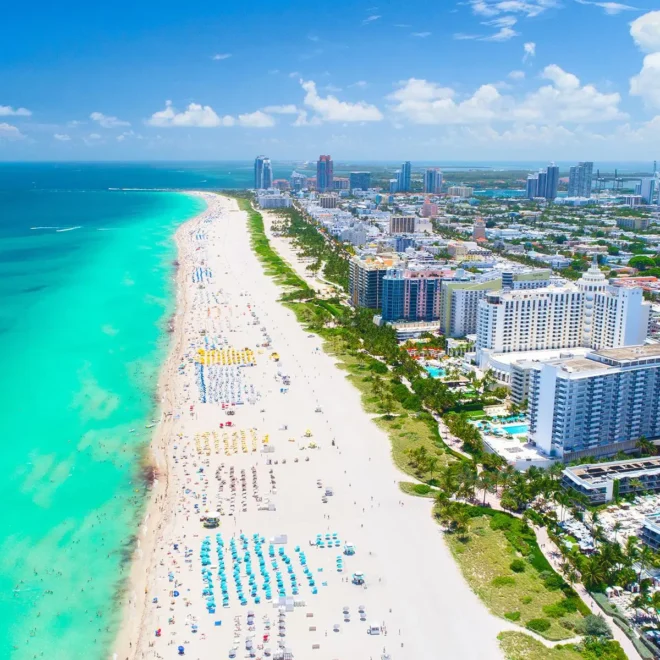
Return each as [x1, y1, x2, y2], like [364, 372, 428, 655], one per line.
[1, 0, 660, 161]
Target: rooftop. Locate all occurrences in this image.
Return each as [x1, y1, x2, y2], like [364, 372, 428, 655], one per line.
[592, 344, 660, 362]
[566, 456, 660, 485]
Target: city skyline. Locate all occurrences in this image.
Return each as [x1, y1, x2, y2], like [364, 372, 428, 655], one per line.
[1, 2, 660, 160]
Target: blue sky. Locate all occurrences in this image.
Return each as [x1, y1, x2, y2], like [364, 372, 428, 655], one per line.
[1, 0, 660, 160]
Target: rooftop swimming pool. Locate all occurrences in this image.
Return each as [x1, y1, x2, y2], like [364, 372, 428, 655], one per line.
[425, 366, 446, 379]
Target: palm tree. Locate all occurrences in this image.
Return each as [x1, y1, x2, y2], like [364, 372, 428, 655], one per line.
[581, 556, 608, 590]
[613, 521, 623, 544]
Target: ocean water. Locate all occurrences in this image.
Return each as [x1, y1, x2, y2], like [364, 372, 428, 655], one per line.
[0, 173, 206, 659]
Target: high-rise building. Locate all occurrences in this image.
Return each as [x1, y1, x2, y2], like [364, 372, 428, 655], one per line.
[637, 177, 657, 204]
[316, 155, 334, 192]
[348, 255, 399, 309]
[254, 155, 273, 189]
[397, 161, 412, 193]
[424, 168, 443, 194]
[389, 215, 416, 234]
[567, 162, 593, 198]
[527, 164, 558, 200]
[545, 164, 559, 200]
[333, 177, 349, 190]
[349, 171, 371, 191]
[475, 261, 650, 363]
[290, 171, 307, 192]
[528, 345, 660, 461]
[381, 268, 444, 323]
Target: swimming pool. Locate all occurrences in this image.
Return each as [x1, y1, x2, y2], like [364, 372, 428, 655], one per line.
[502, 424, 529, 435]
[425, 366, 446, 379]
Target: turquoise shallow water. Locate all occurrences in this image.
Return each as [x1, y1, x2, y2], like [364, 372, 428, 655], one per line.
[0, 182, 205, 659]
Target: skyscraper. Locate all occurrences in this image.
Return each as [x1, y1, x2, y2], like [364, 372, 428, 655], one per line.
[526, 164, 558, 200]
[254, 155, 272, 190]
[424, 168, 443, 194]
[567, 161, 593, 198]
[638, 177, 657, 204]
[316, 155, 334, 192]
[397, 161, 412, 193]
[545, 164, 559, 200]
[349, 171, 371, 191]
[526, 174, 539, 199]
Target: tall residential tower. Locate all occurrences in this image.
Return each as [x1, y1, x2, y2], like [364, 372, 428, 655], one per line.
[254, 155, 273, 190]
[316, 155, 334, 192]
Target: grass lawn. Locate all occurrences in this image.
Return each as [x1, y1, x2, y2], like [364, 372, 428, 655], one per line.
[445, 515, 583, 640]
[499, 633, 583, 660]
[498, 632, 627, 660]
[375, 412, 452, 481]
[399, 481, 436, 498]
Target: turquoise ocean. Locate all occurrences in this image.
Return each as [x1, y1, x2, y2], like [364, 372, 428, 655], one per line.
[0, 163, 256, 659]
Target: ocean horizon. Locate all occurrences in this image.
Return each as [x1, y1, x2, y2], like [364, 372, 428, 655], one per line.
[0, 165, 207, 658]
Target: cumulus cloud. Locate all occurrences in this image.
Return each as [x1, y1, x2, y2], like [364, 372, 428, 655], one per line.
[523, 41, 536, 61]
[630, 52, 660, 108]
[237, 110, 275, 128]
[387, 66, 625, 125]
[0, 105, 31, 117]
[146, 101, 235, 128]
[90, 112, 130, 128]
[0, 123, 24, 140]
[483, 26, 519, 41]
[509, 70, 526, 80]
[470, 0, 559, 18]
[53, 133, 71, 141]
[630, 11, 660, 53]
[300, 80, 383, 122]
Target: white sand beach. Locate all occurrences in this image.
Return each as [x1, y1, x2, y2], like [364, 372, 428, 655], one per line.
[114, 193, 510, 660]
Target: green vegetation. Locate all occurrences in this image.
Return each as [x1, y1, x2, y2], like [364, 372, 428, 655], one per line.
[442, 509, 586, 640]
[399, 482, 435, 497]
[498, 632, 626, 660]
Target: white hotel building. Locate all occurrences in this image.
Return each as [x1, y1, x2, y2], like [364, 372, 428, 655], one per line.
[476, 260, 650, 368]
[528, 345, 660, 461]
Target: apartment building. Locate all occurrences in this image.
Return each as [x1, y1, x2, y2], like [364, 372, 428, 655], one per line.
[381, 267, 448, 323]
[348, 254, 399, 309]
[529, 345, 660, 461]
[389, 215, 416, 234]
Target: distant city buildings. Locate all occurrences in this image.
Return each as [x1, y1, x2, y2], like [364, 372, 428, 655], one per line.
[348, 254, 399, 309]
[526, 163, 559, 200]
[424, 168, 443, 194]
[396, 161, 412, 193]
[637, 177, 657, 204]
[616, 216, 651, 231]
[319, 194, 337, 209]
[290, 171, 306, 191]
[448, 185, 474, 198]
[349, 171, 371, 191]
[389, 215, 416, 234]
[333, 177, 349, 191]
[256, 191, 291, 208]
[567, 162, 593, 198]
[473, 218, 487, 241]
[254, 155, 273, 190]
[316, 155, 334, 192]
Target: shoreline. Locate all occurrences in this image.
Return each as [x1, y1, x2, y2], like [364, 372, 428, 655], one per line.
[115, 192, 508, 660]
[113, 191, 211, 660]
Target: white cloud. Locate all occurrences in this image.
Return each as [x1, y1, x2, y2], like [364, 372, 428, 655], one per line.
[509, 70, 526, 80]
[261, 104, 298, 114]
[470, 0, 559, 18]
[630, 52, 660, 108]
[483, 26, 519, 40]
[90, 112, 130, 128]
[54, 133, 71, 141]
[630, 11, 660, 53]
[576, 0, 637, 15]
[516, 64, 626, 122]
[412, 31, 432, 37]
[454, 33, 480, 40]
[237, 110, 275, 128]
[300, 80, 383, 122]
[388, 78, 502, 124]
[212, 53, 232, 61]
[146, 101, 235, 128]
[288, 71, 300, 78]
[0, 105, 31, 117]
[387, 66, 625, 125]
[0, 123, 24, 140]
[362, 14, 381, 24]
[523, 41, 536, 60]
[349, 81, 368, 88]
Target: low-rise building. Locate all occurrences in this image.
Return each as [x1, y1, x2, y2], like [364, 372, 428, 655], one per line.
[563, 457, 660, 504]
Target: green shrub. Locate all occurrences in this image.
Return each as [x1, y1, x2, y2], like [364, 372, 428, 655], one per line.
[526, 618, 551, 633]
[492, 576, 516, 587]
[578, 614, 612, 638]
[520, 596, 533, 605]
[490, 513, 514, 531]
[543, 602, 566, 619]
[504, 611, 521, 621]
[542, 573, 565, 591]
[510, 559, 526, 573]
[413, 484, 431, 495]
